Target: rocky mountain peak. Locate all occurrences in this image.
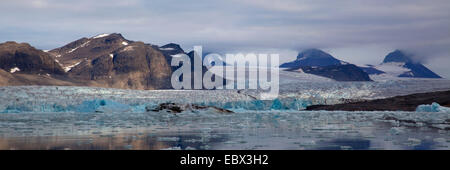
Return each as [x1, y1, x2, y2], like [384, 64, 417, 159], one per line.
[297, 49, 335, 60]
[280, 48, 343, 68]
[382, 50, 413, 63]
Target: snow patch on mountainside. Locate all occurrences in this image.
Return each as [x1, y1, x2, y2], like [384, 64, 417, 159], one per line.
[171, 54, 186, 58]
[160, 47, 174, 51]
[374, 62, 411, 77]
[68, 40, 90, 53]
[93, 33, 110, 39]
[64, 61, 81, 72]
[9, 67, 20, 73]
[121, 46, 134, 52]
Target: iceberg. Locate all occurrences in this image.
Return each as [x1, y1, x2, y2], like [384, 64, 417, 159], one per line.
[416, 102, 450, 113]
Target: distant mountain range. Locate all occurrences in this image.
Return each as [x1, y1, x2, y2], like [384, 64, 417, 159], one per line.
[280, 49, 442, 81]
[0, 33, 443, 89]
[1, 33, 174, 89]
[0, 33, 227, 89]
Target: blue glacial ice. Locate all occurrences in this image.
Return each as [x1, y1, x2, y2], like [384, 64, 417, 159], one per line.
[73, 99, 132, 113]
[1, 77, 450, 113]
[416, 102, 450, 113]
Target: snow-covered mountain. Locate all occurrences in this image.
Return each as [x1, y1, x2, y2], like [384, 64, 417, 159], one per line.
[361, 50, 441, 79]
[280, 49, 371, 81]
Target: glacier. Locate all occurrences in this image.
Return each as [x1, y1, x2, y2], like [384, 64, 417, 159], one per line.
[2, 77, 450, 113]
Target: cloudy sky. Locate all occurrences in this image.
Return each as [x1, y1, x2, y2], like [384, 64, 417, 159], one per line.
[1, 0, 450, 77]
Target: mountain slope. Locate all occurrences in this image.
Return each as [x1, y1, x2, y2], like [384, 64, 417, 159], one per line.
[362, 50, 441, 78]
[281, 49, 371, 81]
[0, 34, 173, 90]
[56, 34, 172, 90]
[48, 33, 133, 71]
[280, 49, 342, 68]
[0, 41, 65, 75]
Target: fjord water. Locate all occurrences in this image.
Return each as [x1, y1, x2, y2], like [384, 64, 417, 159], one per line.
[0, 110, 448, 150]
[0, 77, 449, 150]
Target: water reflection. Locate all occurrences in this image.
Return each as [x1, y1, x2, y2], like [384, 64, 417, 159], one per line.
[0, 127, 446, 150]
[316, 139, 371, 150]
[0, 131, 232, 150]
[0, 111, 448, 150]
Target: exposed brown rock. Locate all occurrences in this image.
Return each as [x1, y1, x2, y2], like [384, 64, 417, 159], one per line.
[48, 33, 131, 67]
[1, 34, 173, 90]
[0, 41, 65, 75]
[66, 41, 172, 90]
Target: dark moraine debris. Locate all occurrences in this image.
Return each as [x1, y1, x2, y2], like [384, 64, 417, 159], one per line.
[306, 90, 450, 111]
[147, 103, 234, 114]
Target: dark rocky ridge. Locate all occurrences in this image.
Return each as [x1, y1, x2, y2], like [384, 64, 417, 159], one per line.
[306, 90, 450, 111]
[0, 41, 65, 75]
[290, 64, 372, 81]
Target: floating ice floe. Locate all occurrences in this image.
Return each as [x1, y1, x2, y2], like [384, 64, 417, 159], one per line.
[416, 102, 450, 113]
